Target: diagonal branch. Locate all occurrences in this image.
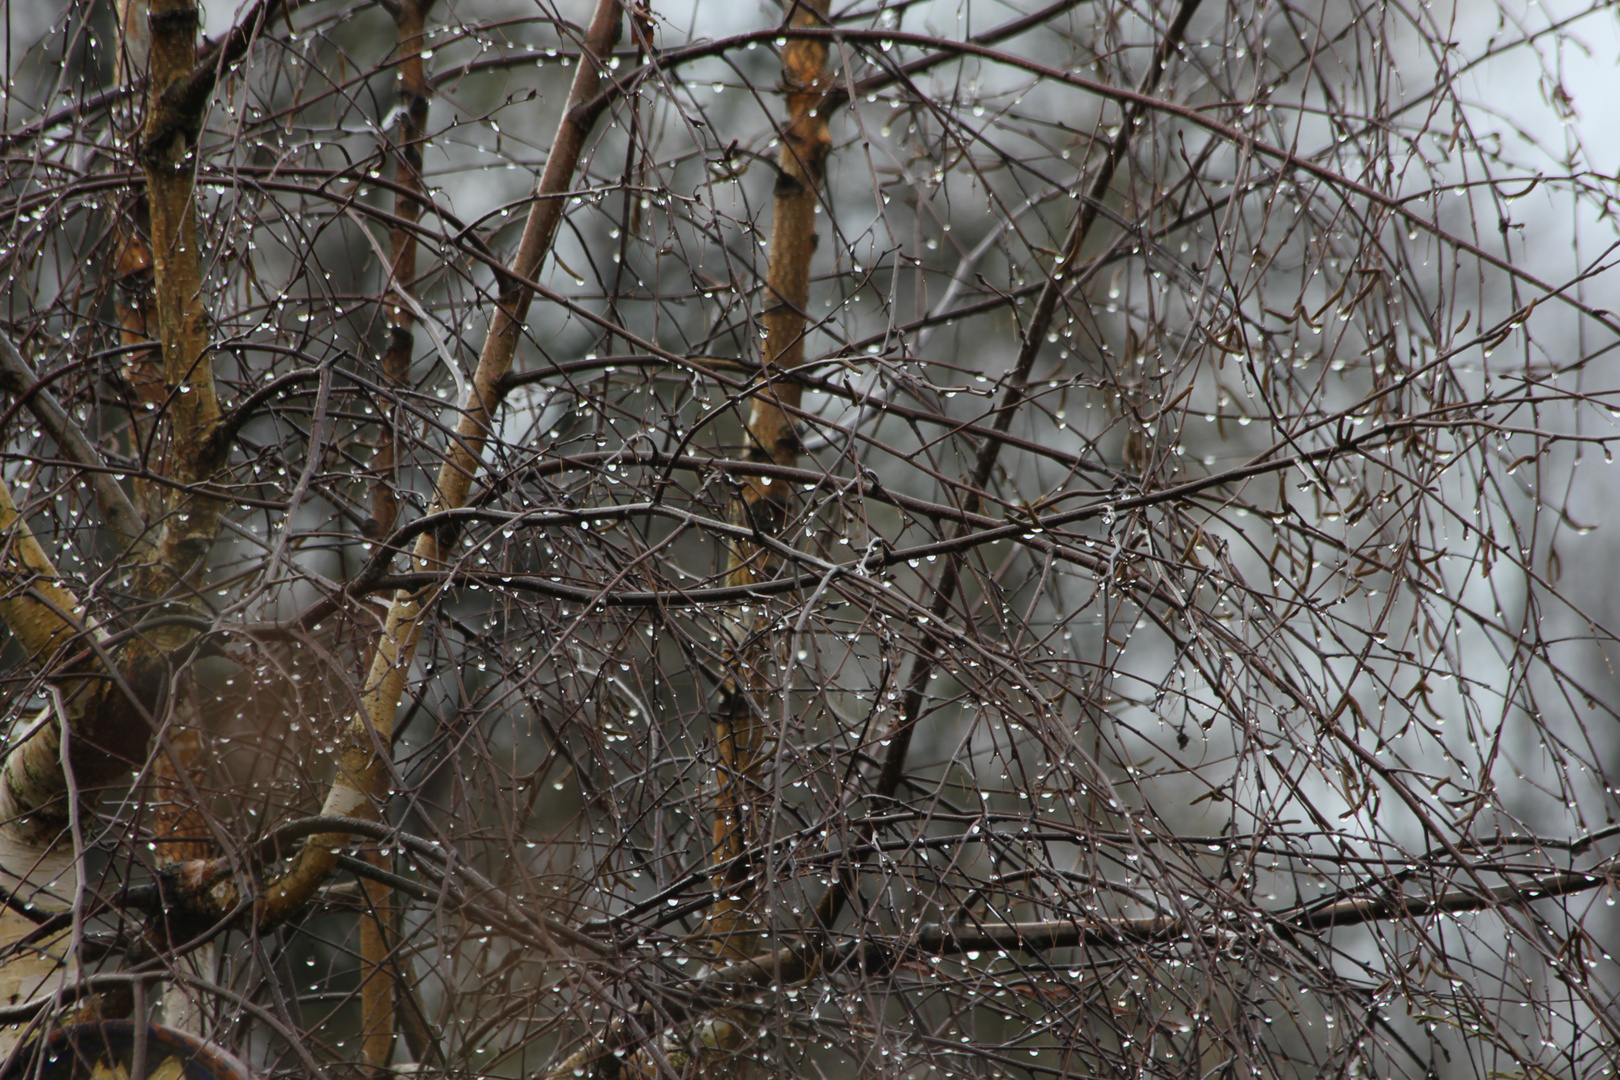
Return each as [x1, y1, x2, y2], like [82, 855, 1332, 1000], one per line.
[242, 0, 626, 929]
[814, 0, 1206, 932]
[0, 478, 92, 675]
[0, 334, 150, 559]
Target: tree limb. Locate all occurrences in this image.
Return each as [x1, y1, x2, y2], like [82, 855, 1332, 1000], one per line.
[248, 0, 626, 928]
[0, 333, 149, 558]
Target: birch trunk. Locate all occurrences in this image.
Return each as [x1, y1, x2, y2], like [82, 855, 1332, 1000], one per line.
[0, 0, 231, 1037]
[0, 479, 89, 1045]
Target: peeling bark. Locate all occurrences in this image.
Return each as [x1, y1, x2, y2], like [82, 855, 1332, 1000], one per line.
[0, 0, 251, 1033]
[0, 483, 89, 1047]
[0, 523, 154, 852]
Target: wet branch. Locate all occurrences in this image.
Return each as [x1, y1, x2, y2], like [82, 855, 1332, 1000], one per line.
[0, 334, 149, 558]
[815, 0, 1206, 932]
[243, 0, 626, 929]
[707, 0, 835, 968]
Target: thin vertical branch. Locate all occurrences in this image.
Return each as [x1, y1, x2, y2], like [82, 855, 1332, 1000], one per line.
[708, 0, 834, 964]
[367, 0, 438, 541]
[109, 0, 163, 523]
[360, 1, 437, 1063]
[359, 848, 396, 1074]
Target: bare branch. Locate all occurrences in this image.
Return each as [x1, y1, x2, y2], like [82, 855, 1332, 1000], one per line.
[0, 333, 149, 557]
[250, 0, 626, 928]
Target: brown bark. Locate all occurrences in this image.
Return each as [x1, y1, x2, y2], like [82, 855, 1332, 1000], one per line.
[111, 0, 162, 519]
[0, 0, 239, 870]
[707, 0, 834, 964]
[368, 0, 438, 541]
[122, 1, 225, 1035]
[148, 725, 209, 866]
[113, 229, 162, 410]
[138, 0, 225, 608]
[86, 0, 228, 968]
[359, 4, 438, 1063]
[0, 1, 271, 1001]
[149, 716, 215, 1032]
[114, 222, 167, 520]
[359, 848, 396, 1074]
